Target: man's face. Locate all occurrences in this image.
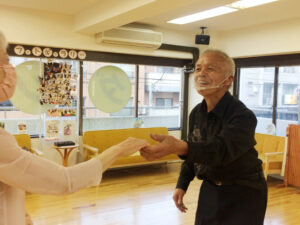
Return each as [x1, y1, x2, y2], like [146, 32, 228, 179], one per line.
[194, 52, 232, 96]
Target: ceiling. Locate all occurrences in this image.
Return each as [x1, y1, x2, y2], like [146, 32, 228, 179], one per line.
[0, 0, 299, 34]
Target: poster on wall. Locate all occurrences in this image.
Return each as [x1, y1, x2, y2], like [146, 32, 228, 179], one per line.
[45, 120, 60, 140]
[47, 108, 76, 117]
[62, 120, 76, 140]
[18, 122, 27, 134]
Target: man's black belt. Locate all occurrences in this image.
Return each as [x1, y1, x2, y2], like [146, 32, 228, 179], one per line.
[206, 171, 265, 186]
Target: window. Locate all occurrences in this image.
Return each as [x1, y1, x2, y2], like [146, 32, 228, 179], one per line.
[239, 67, 275, 134]
[0, 57, 79, 138]
[156, 66, 174, 74]
[82, 63, 183, 131]
[110, 98, 134, 117]
[0, 100, 13, 107]
[237, 62, 300, 136]
[82, 61, 137, 132]
[263, 83, 274, 106]
[247, 81, 258, 96]
[156, 98, 173, 107]
[0, 57, 42, 135]
[276, 66, 300, 136]
[2, 45, 188, 135]
[138, 65, 182, 128]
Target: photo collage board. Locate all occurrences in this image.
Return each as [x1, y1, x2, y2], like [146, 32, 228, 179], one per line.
[37, 61, 78, 140]
[38, 61, 78, 107]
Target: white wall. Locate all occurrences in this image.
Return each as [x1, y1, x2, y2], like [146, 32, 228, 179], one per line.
[0, 5, 194, 59]
[189, 17, 300, 114]
[213, 17, 300, 58]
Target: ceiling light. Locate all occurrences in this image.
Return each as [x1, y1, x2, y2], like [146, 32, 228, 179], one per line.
[168, 6, 237, 24]
[168, 0, 278, 25]
[229, 0, 278, 9]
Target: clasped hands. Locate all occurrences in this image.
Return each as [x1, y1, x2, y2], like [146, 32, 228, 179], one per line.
[120, 134, 188, 161]
[140, 134, 188, 161]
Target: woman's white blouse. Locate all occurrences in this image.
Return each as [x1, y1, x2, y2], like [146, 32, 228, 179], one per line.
[0, 128, 102, 225]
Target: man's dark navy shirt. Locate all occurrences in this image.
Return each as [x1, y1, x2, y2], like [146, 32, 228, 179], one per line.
[176, 91, 264, 191]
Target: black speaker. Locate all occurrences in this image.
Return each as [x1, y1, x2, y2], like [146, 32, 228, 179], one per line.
[195, 35, 210, 45]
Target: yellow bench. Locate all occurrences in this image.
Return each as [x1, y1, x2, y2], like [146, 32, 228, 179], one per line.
[255, 133, 286, 179]
[83, 127, 179, 168]
[14, 134, 44, 156]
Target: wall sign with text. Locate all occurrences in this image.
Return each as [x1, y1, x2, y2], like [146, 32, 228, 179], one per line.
[10, 44, 87, 60]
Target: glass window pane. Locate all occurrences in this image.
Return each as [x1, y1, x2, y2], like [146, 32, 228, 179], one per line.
[82, 62, 136, 131]
[276, 66, 300, 136]
[138, 65, 182, 128]
[0, 57, 80, 138]
[239, 67, 275, 134]
[0, 57, 41, 135]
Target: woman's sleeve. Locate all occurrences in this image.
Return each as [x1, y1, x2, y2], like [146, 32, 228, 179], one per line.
[0, 131, 102, 195]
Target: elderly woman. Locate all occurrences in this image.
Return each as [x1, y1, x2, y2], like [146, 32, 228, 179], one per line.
[0, 31, 148, 225]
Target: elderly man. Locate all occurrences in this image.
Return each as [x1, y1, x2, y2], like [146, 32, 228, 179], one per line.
[141, 49, 267, 225]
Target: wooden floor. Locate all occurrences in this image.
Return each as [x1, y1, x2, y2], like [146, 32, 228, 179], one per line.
[26, 162, 300, 225]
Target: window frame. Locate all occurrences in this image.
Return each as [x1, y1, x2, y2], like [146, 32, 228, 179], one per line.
[6, 43, 198, 138]
[233, 53, 300, 130]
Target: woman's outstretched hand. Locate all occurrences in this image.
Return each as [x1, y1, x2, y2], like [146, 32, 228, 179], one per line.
[117, 137, 149, 157]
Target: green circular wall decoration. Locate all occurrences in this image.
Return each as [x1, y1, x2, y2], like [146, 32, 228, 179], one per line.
[88, 66, 131, 113]
[10, 61, 52, 114]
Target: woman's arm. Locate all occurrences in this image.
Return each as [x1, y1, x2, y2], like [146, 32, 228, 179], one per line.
[97, 137, 148, 171]
[0, 130, 148, 195]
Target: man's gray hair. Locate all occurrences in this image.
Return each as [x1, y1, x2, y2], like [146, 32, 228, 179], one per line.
[201, 49, 236, 77]
[0, 31, 8, 52]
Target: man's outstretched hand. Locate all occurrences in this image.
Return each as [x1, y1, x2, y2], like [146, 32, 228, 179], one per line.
[140, 134, 188, 161]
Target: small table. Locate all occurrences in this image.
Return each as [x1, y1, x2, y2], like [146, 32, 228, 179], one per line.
[52, 145, 79, 166]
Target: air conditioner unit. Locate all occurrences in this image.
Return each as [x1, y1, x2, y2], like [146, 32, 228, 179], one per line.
[96, 27, 163, 49]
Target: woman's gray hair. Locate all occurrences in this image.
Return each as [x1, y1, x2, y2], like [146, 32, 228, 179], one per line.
[201, 49, 236, 77]
[0, 31, 8, 51]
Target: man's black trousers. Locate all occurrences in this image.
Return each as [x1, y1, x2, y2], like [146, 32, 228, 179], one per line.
[195, 179, 268, 225]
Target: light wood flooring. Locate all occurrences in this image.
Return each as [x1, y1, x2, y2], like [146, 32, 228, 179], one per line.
[26, 162, 300, 225]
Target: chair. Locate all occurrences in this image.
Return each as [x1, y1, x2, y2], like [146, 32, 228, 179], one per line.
[255, 133, 285, 179]
[263, 136, 285, 179]
[14, 134, 44, 156]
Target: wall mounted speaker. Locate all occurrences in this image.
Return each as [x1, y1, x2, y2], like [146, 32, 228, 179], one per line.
[195, 35, 210, 45]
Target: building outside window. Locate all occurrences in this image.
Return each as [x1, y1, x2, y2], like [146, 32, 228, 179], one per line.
[239, 67, 274, 134]
[238, 65, 299, 136]
[156, 98, 173, 107]
[138, 65, 182, 128]
[276, 66, 299, 136]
